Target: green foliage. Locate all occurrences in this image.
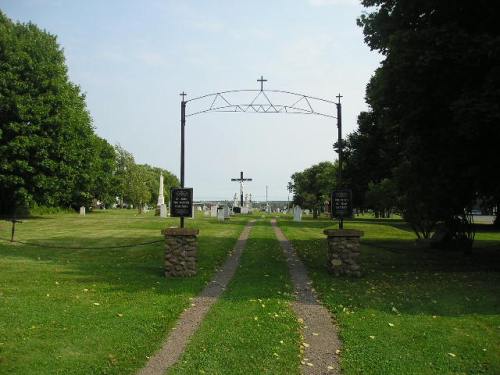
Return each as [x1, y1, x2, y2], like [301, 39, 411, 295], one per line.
[113, 144, 179, 211]
[344, 1, 500, 237]
[0, 12, 116, 213]
[0, 13, 177, 214]
[365, 178, 397, 218]
[289, 161, 337, 218]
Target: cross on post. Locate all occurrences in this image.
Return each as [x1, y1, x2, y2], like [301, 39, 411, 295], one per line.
[257, 75, 267, 91]
[336, 93, 343, 104]
[180, 91, 187, 102]
[231, 171, 253, 208]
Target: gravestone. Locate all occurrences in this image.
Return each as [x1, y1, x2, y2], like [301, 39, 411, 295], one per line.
[160, 204, 167, 218]
[217, 208, 225, 222]
[79, 206, 86, 216]
[293, 206, 302, 222]
[203, 208, 210, 216]
[223, 206, 230, 219]
[241, 207, 249, 214]
[210, 206, 218, 217]
[304, 209, 310, 215]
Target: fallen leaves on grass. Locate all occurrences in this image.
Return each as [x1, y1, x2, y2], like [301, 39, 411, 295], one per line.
[448, 353, 456, 357]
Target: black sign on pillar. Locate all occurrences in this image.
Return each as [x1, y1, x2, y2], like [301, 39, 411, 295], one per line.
[331, 190, 352, 218]
[170, 188, 193, 217]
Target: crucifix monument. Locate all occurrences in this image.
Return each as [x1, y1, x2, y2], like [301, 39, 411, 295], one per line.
[231, 171, 253, 208]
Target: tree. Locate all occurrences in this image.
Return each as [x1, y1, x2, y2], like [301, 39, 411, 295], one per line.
[89, 136, 117, 207]
[343, 108, 399, 209]
[350, 1, 500, 243]
[114, 144, 135, 208]
[113, 145, 179, 211]
[289, 161, 337, 219]
[365, 178, 397, 218]
[124, 164, 151, 213]
[0, 12, 101, 213]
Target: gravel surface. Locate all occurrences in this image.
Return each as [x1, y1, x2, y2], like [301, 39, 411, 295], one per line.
[272, 219, 342, 375]
[138, 220, 256, 375]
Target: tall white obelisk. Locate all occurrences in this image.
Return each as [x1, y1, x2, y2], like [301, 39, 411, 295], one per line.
[157, 173, 165, 206]
[158, 173, 167, 217]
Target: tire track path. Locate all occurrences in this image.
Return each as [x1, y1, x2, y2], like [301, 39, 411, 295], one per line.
[138, 220, 256, 375]
[271, 219, 342, 375]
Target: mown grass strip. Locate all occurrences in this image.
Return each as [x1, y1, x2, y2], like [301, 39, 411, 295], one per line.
[279, 216, 500, 375]
[168, 220, 301, 375]
[0, 210, 248, 375]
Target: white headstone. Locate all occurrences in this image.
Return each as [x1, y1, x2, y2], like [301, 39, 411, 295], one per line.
[223, 206, 230, 219]
[217, 208, 225, 222]
[204, 208, 210, 216]
[79, 206, 86, 216]
[293, 206, 302, 222]
[211, 206, 218, 217]
[160, 204, 167, 218]
[241, 207, 249, 214]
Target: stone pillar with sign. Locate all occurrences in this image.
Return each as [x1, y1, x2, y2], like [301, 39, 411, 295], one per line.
[325, 189, 363, 277]
[163, 188, 198, 277]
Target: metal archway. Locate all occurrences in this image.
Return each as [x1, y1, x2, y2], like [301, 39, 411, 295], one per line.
[177, 76, 343, 227]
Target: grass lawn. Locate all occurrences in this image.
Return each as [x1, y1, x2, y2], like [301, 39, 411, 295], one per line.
[169, 220, 301, 375]
[0, 209, 248, 375]
[279, 215, 500, 375]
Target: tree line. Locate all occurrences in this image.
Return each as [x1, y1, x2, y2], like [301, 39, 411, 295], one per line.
[290, 1, 500, 248]
[0, 12, 178, 215]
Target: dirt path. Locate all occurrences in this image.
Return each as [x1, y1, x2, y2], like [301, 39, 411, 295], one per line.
[271, 219, 342, 375]
[138, 220, 256, 375]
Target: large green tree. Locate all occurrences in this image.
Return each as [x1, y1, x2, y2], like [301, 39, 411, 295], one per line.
[289, 161, 337, 219]
[0, 12, 107, 213]
[347, 1, 500, 238]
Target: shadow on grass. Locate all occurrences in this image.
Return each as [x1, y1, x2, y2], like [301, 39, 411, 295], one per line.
[287, 235, 500, 317]
[0, 221, 249, 297]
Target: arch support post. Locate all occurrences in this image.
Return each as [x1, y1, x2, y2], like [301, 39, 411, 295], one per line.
[336, 97, 343, 229]
[180, 99, 186, 228]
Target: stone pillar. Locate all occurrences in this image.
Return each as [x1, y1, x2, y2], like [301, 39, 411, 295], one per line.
[323, 229, 364, 277]
[162, 228, 199, 277]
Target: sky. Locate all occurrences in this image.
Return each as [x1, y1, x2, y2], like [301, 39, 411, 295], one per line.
[2, 0, 381, 201]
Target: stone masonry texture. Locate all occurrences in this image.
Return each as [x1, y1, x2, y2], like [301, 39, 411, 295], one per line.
[163, 228, 199, 277]
[323, 229, 363, 277]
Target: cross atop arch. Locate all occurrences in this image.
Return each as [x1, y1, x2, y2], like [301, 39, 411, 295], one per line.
[257, 75, 267, 91]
